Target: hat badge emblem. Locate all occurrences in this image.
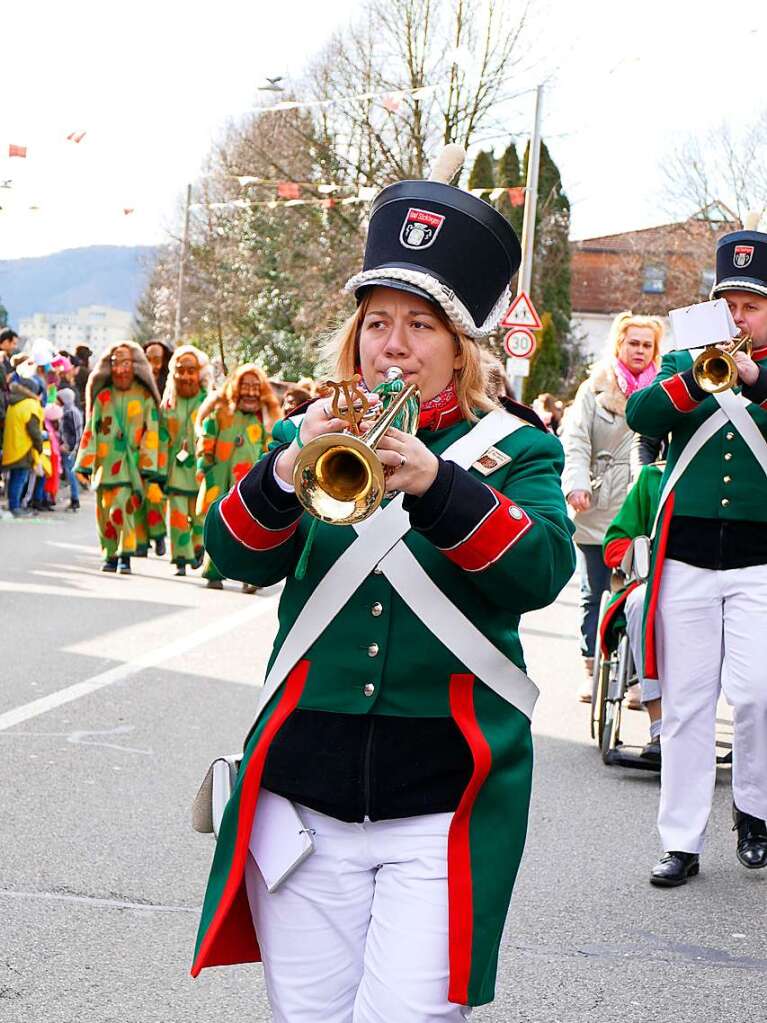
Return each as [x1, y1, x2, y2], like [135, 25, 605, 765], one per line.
[400, 207, 445, 250]
[734, 244, 754, 269]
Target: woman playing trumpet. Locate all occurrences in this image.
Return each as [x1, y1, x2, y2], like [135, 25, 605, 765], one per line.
[191, 152, 575, 1021]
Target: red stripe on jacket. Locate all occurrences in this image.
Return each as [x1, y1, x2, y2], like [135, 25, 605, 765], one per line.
[660, 374, 701, 413]
[190, 661, 309, 976]
[598, 579, 640, 658]
[219, 481, 300, 551]
[644, 493, 675, 679]
[603, 537, 631, 569]
[447, 673, 492, 1005]
[441, 488, 532, 572]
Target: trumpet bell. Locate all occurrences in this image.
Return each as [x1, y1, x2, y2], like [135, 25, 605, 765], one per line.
[691, 335, 752, 394]
[693, 350, 738, 393]
[294, 432, 386, 525]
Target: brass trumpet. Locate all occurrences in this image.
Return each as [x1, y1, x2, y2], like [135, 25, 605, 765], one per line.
[692, 334, 752, 394]
[293, 367, 420, 525]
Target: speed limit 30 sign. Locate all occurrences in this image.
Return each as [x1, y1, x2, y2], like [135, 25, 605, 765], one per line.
[503, 328, 536, 359]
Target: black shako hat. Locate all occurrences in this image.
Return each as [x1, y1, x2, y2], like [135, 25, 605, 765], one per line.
[345, 178, 522, 338]
[711, 229, 767, 300]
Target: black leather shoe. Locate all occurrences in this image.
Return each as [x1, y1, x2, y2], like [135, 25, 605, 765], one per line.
[118, 556, 132, 575]
[640, 737, 661, 763]
[175, 563, 186, 576]
[650, 851, 700, 887]
[155, 537, 167, 558]
[101, 558, 118, 573]
[733, 805, 767, 869]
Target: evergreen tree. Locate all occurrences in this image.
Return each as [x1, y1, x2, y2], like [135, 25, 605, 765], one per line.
[517, 139, 576, 391]
[0, 300, 7, 328]
[496, 141, 524, 237]
[523, 312, 561, 401]
[468, 150, 495, 191]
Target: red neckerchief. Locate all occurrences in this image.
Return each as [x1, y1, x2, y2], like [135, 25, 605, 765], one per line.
[753, 347, 767, 363]
[418, 380, 464, 431]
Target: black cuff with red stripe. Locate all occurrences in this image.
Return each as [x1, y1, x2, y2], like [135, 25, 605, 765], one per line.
[742, 364, 767, 407]
[238, 445, 302, 527]
[404, 460, 534, 571]
[679, 368, 708, 403]
[404, 458, 494, 547]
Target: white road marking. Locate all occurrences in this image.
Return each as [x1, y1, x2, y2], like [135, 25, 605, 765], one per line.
[0, 599, 276, 733]
[0, 889, 198, 913]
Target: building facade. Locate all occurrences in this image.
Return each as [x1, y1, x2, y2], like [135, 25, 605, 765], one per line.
[19, 305, 133, 355]
[570, 205, 738, 360]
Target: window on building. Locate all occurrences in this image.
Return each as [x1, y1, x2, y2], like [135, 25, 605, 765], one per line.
[700, 269, 715, 296]
[642, 265, 666, 294]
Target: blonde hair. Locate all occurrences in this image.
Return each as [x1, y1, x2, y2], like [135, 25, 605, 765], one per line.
[319, 293, 498, 422]
[608, 311, 664, 367]
[198, 363, 281, 429]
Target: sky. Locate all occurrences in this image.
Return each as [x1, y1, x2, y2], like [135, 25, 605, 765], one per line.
[0, 0, 765, 261]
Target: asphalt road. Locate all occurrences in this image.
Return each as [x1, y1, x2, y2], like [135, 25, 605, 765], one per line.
[1, 494, 764, 1023]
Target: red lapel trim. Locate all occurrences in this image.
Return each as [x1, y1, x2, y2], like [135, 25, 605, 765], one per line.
[598, 580, 640, 658]
[190, 660, 310, 977]
[644, 494, 675, 679]
[447, 673, 492, 1005]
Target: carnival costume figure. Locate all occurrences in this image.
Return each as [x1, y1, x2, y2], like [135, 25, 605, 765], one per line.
[191, 147, 576, 1019]
[75, 341, 161, 574]
[137, 337, 176, 556]
[195, 364, 280, 590]
[157, 345, 214, 576]
[627, 224, 767, 886]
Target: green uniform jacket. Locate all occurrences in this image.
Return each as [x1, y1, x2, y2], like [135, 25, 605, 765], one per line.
[625, 348, 767, 676]
[75, 383, 160, 491]
[598, 464, 662, 655]
[159, 391, 207, 494]
[191, 408, 575, 1007]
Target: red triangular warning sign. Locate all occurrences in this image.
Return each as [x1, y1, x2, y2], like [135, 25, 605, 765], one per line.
[500, 291, 542, 330]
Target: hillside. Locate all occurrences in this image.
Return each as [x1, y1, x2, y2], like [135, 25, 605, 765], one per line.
[0, 245, 159, 325]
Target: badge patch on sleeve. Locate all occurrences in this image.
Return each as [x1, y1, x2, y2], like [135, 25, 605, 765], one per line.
[472, 446, 512, 476]
[400, 208, 445, 250]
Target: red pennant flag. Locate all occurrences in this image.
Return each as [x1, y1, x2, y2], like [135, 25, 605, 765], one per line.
[277, 181, 301, 199]
[8, 145, 27, 159]
[66, 131, 87, 144]
[508, 186, 525, 207]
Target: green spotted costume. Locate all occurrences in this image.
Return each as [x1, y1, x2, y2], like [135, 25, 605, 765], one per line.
[75, 378, 160, 559]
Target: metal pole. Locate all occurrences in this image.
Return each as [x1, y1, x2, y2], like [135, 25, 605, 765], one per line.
[507, 84, 543, 400]
[174, 183, 192, 342]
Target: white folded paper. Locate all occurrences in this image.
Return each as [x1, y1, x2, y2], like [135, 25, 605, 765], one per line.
[669, 299, 738, 352]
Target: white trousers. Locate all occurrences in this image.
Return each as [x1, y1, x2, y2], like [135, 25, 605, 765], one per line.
[624, 583, 661, 703]
[655, 559, 767, 852]
[245, 805, 471, 1023]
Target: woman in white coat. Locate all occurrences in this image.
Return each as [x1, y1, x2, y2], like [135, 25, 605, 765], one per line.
[562, 312, 663, 698]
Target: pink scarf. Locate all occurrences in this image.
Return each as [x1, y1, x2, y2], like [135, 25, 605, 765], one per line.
[613, 357, 658, 397]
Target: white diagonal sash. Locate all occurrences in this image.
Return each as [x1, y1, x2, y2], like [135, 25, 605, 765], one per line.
[651, 383, 767, 537]
[251, 409, 531, 724]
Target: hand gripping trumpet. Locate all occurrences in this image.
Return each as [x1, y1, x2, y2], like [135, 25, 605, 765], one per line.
[692, 334, 753, 394]
[293, 367, 420, 525]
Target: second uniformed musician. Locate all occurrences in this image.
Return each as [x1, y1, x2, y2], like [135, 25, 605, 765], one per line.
[627, 225, 767, 887]
[190, 156, 575, 1020]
